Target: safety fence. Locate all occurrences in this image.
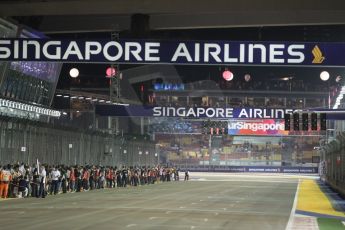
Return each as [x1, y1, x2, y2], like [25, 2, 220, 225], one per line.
[0, 116, 156, 167]
[322, 132, 345, 196]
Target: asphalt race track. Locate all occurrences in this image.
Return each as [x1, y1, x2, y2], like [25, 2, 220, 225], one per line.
[0, 173, 301, 230]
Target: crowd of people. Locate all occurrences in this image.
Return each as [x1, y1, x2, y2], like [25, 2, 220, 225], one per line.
[0, 163, 189, 199]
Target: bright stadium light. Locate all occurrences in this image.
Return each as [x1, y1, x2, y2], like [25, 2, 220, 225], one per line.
[69, 68, 79, 78]
[320, 71, 330, 81]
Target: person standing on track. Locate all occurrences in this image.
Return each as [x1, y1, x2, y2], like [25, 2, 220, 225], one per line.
[116, 169, 122, 187]
[121, 167, 128, 187]
[69, 167, 76, 192]
[39, 166, 47, 198]
[32, 167, 40, 197]
[106, 168, 113, 188]
[82, 167, 90, 191]
[184, 170, 189, 181]
[0, 165, 12, 198]
[50, 167, 60, 195]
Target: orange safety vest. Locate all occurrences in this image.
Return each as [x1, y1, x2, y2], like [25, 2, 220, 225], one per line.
[1, 170, 12, 182]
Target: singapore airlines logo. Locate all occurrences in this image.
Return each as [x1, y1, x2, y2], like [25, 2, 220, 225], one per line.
[312, 45, 325, 64]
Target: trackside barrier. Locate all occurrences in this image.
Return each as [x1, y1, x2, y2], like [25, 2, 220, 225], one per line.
[177, 165, 318, 173]
[322, 132, 345, 197]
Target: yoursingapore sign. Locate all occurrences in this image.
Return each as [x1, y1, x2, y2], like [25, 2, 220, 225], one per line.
[0, 38, 343, 66]
[228, 121, 284, 132]
[228, 119, 288, 136]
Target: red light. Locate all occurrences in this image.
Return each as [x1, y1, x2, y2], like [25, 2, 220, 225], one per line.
[106, 67, 116, 77]
[222, 70, 233, 81]
[140, 85, 144, 92]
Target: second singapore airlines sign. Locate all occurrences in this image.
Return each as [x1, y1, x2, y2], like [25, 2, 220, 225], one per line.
[0, 38, 339, 66]
[152, 107, 296, 119]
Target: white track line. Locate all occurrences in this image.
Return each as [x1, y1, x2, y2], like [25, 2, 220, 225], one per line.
[286, 179, 300, 230]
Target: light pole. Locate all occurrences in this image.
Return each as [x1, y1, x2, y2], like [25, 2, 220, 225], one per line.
[21, 146, 27, 164]
[320, 71, 332, 161]
[123, 149, 127, 166]
[68, 143, 73, 164]
[145, 151, 149, 166]
[139, 151, 142, 166]
[109, 148, 113, 166]
[155, 144, 161, 166]
[320, 71, 330, 108]
[155, 153, 158, 165]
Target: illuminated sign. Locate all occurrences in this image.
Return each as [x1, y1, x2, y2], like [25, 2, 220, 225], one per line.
[152, 107, 297, 119]
[152, 107, 234, 118]
[228, 119, 289, 136]
[96, 105, 301, 119]
[1, 38, 343, 66]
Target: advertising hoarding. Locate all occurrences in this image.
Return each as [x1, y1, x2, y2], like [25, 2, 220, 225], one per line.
[228, 119, 289, 136]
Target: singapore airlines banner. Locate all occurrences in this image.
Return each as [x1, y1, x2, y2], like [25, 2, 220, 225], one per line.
[0, 38, 343, 66]
[95, 105, 297, 119]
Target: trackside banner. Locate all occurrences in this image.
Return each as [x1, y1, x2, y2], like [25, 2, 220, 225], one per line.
[228, 119, 288, 135]
[181, 166, 318, 173]
[0, 38, 344, 66]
